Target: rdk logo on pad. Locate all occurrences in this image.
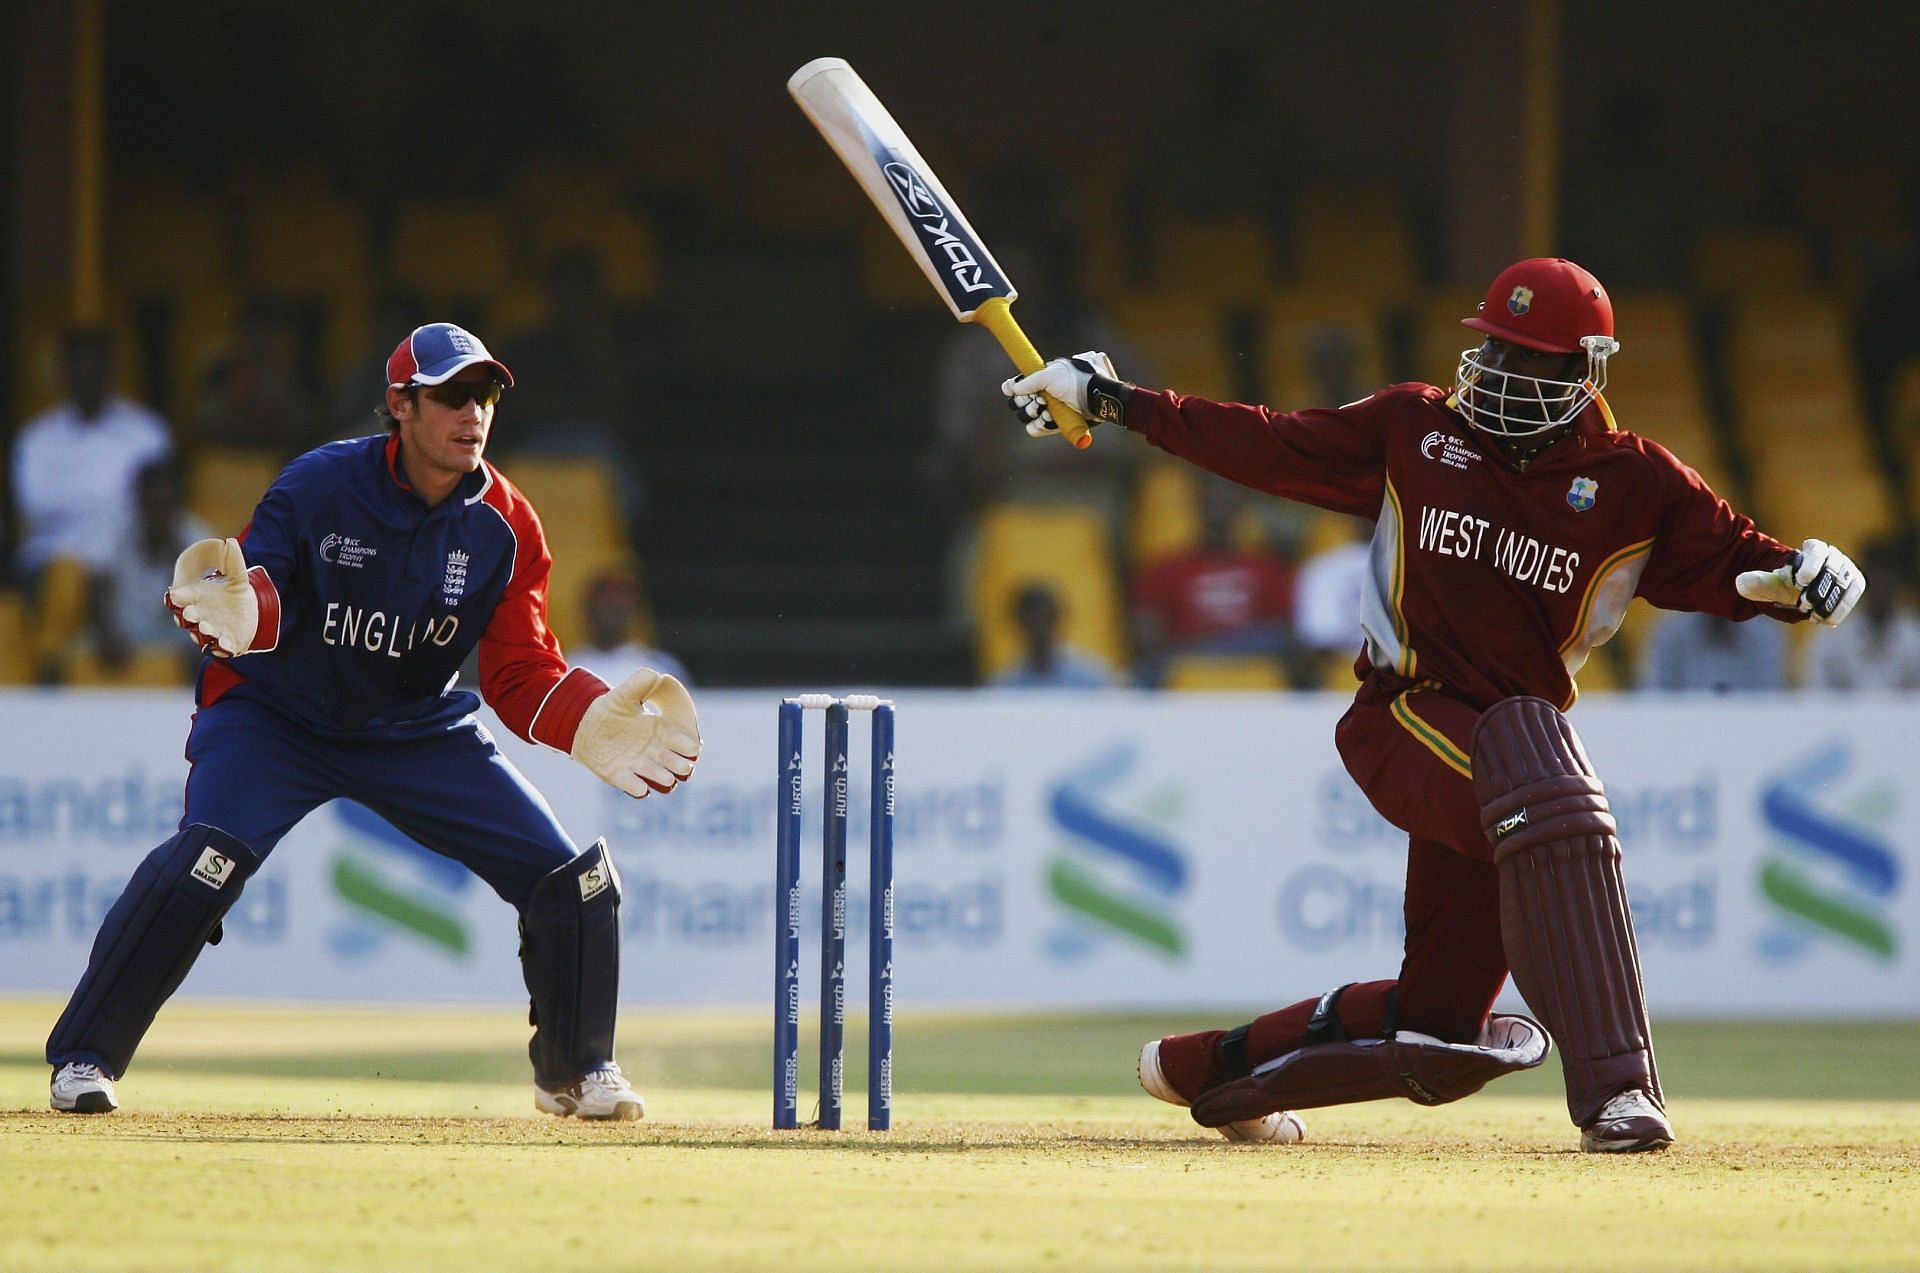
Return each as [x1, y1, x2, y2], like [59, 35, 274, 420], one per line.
[191, 849, 235, 889]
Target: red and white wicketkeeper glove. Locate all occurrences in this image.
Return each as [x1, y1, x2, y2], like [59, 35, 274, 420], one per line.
[166, 537, 281, 657]
[1735, 538, 1866, 627]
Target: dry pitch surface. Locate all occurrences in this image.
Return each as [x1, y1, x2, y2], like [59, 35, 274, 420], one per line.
[3, 1001, 1917, 1272]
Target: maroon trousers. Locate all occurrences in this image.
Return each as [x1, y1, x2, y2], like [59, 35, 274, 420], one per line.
[1243, 678, 1506, 1061]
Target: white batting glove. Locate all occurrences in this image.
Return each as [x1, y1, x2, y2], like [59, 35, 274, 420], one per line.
[1003, 351, 1118, 438]
[167, 538, 262, 657]
[571, 668, 703, 798]
[1735, 539, 1866, 627]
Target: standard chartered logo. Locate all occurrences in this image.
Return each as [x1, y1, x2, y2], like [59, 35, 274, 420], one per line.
[1757, 742, 1901, 963]
[328, 800, 471, 957]
[1043, 742, 1189, 958]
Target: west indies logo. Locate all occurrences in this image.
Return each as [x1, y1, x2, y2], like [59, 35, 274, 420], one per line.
[1043, 741, 1190, 960]
[1756, 741, 1900, 963]
[328, 800, 472, 957]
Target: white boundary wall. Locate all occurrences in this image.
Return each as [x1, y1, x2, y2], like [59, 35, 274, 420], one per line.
[1, 689, 1914, 1016]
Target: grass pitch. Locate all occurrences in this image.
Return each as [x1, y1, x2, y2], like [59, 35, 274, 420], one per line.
[3, 1001, 1917, 1272]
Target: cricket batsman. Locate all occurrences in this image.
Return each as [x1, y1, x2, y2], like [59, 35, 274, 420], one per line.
[1004, 258, 1868, 1152]
[47, 323, 700, 1121]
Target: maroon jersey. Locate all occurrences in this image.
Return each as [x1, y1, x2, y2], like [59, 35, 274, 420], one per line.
[1120, 382, 1797, 710]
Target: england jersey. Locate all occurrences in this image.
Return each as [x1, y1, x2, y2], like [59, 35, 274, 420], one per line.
[200, 433, 606, 748]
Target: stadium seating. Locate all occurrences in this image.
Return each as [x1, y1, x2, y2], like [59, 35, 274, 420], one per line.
[61, 646, 192, 689]
[1107, 294, 1240, 399]
[1162, 652, 1288, 691]
[0, 591, 31, 684]
[971, 503, 1128, 679]
[493, 456, 630, 649]
[1290, 185, 1420, 302]
[1261, 290, 1388, 407]
[1689, 227, 1821, 301]
[188, 447, 283, 538]
[1146, 214, 1277, 306]
[1599, 293, 1739, 501]
[387, 201, 516, 312]
[1127, 459, 1204, 570]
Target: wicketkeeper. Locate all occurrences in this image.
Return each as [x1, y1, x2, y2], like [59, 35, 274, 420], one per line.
[48, 323, 700, 1120]
[1005, 258, 1868, 1152]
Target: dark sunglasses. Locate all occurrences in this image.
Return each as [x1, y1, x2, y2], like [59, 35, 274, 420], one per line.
[420, 379, 504, 409]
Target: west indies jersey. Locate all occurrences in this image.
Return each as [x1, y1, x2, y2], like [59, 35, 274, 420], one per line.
[199, 433, 608, 747]
[1119, 383, 1798, 710]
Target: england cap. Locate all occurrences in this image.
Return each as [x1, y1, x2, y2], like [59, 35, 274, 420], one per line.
[386, 323, 515, 388]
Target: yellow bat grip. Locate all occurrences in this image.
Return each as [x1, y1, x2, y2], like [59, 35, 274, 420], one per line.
[973, 297, 1093, 450]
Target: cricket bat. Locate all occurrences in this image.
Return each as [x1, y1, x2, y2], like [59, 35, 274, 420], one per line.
[788, 56, 1093, 450]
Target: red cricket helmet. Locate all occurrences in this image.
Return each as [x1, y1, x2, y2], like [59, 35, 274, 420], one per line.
[1462, 257, 1613, 354]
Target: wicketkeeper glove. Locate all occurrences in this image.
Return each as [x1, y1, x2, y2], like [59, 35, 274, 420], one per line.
[1003, 351, 1131, 438]
[167, 537, 280, 657]
[1735, 538, 1867, 627]
[571, 667, 703, 798]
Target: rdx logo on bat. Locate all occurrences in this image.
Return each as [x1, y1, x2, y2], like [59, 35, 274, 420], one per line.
[883, 161, 997, 295]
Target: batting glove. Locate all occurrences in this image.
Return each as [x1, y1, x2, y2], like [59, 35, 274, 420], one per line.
[167, 537, 280, 657]
[571, 667, 703, 798]
[1735, 539, 1867, 626]
[1003, 351, 1127, 438]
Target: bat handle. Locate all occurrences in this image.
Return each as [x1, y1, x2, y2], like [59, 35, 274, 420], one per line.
[973, 297, 1093, 451]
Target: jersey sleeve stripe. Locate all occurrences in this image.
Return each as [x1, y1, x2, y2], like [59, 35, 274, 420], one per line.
[1380, 476, 1417, 678]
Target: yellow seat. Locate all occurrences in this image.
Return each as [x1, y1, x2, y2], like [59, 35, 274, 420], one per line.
[1411, 289, 1486, 386]
[28, 557, 90, 678]
[108, 180, 234, 297]
[1691, 229, 1819, 302]
[190, 447, 285, 537]
[242, 192, 374, 300]
[387, 202, 515, 308]
[525, 206, 661, 304]
[1147, 214, 1276, 306]
[1262, 291, 1388, 407]
[972, 504, 1127, 678]
[0, 591, 32, 684]
[496, 457, 629, 649]
[1291, 186, 1420, 301]
[1162, 652, 1287, 691]
[1128, 459, 1204, 570]
[1108, 294, 1239, 399]
[62, 646, 193, 688]
[11, 285, 146, 420]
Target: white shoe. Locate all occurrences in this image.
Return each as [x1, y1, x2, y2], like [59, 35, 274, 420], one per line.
[1138, 1040, 1305, 1145]
[535, 1062, 645, 1121]
[1580, 1088, 1672, 1153]
[50, 1062, 118, 1114]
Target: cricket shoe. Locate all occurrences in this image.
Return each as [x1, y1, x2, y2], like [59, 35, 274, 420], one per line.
[50, 1062, 118, 1114]
[1580, 1089, 1672, 1153]
[535, 1063, 645, 1121]
[1139, 1038, 1305, 1145]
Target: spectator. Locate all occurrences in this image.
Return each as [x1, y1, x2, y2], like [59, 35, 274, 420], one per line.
[566, 568, 690, 686]
[1131, 479, 1295, 686]
[197, 295, 322, 454]
[1806, 541, 1920, 690]
[10, 327, 174, 676]
[1291, 517, 1372, 688]
[89, 456, 213, 679]
[1638, 610, 1788, 692]
[989, 582, 1121, 689]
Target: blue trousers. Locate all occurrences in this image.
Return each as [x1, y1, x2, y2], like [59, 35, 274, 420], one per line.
[184, 695, 578, 908]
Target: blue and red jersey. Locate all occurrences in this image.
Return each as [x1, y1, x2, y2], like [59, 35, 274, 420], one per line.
[201, 433, 607, 749]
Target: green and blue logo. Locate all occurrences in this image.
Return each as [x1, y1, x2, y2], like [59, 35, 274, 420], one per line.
[328, 800, 472, 957]
[1044, 742, 1190, 960]
[1757, 742, 1901, 963]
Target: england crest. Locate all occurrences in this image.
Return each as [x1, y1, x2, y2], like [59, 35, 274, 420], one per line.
[1508, 285, 1534, 316]
[1567, 476, 1598, 511]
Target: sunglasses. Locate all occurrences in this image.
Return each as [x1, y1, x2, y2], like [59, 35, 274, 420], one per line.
[419, 379, 504, 409]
